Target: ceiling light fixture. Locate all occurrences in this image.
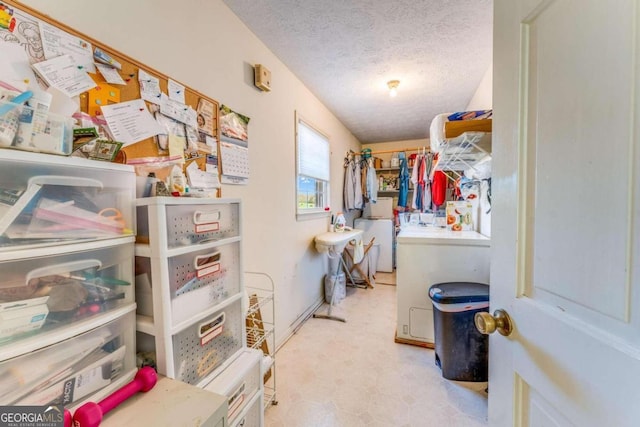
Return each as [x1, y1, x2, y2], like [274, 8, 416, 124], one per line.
[387, 80, 400, 97]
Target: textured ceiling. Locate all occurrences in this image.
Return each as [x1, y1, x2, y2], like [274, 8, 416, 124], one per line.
[223, 0, 493, 143]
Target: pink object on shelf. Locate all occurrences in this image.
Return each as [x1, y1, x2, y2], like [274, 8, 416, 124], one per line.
[72, 367, 157, 427]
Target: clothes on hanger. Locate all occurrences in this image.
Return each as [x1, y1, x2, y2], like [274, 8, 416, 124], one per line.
[343, 153, 363, 211]
[423, 153, 432, 211]
[411, 154, 422, 210]
[360, 157, 368, 204]
[410, 151, 433, 212]
[431, 170, 447, 211]
[397, 153, 409, 208]
[365, 158, 377, 204]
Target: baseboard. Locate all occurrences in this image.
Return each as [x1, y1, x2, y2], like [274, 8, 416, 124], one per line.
[275, 297, 324, 351]
[394, 331, 435, 349]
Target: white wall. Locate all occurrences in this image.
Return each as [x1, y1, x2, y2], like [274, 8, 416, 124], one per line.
[21, 0, 361, 347]
[466, 64, 493, 111]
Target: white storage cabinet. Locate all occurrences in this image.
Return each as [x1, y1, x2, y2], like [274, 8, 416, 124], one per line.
[0, 150, 138, 411]
[135, 197, 246, 388]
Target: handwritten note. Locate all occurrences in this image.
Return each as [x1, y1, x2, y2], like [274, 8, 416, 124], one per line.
[31, 54, 97, 98]
[96, 64, 126, 85]
[160, 93, 197, 128]
[168, 79, 185, 103]
[39, 22, 95, 73]
[138, 69, 162, 105]
[100, 99, 163, 145]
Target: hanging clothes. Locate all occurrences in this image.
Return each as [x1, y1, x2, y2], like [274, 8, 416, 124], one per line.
[366, 159, 378, 204]
[416, 155, 427, 211]
[423, 154, 432, 211]
[410, 151, 434, 212]
[431, 170, 447, 210]
[411, 154, 422, 210]
[397, 153, 409, 208]
[411, 154, 421, 210]
[360, 157, 368, 205]
[343, 154, 363, 211]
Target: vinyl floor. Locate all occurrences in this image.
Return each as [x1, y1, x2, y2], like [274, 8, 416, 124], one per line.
[264, 280, 488, 427]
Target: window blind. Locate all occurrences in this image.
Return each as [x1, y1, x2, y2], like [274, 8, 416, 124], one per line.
[297, 120, 329, 181]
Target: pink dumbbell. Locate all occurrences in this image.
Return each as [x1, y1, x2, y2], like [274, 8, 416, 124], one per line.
[72, 366, 157, 427]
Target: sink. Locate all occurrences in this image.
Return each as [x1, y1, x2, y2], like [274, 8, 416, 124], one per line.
[314, 229, 363, 255]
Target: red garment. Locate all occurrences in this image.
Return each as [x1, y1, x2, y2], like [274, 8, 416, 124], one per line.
[431, 171, 447, 207]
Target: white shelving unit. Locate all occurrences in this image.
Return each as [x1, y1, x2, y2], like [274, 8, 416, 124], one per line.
[0, 150, 138, 412]
[245, 271, 277, 410]
[134, 197, 246, 389]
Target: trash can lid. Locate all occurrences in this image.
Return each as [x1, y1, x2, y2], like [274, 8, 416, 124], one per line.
[429, 282, 489, 304]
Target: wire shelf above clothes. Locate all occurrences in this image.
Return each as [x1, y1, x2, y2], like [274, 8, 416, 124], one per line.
[432, 132, 491, 178]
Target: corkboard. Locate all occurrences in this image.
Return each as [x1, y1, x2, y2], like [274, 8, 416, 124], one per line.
[1, 0, 220, 194]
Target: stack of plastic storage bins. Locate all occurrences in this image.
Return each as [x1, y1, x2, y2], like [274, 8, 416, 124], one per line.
[134, 198, 247, 388]
[0, 150, 138, 412]
[135, 198, 266, 426]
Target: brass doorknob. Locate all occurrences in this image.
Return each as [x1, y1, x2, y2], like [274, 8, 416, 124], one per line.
[475, 309, 513, 336]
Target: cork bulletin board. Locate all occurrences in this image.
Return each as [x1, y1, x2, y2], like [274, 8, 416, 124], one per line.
[0, 0, 221, 194]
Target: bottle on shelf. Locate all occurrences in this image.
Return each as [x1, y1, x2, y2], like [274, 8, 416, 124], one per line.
[390, 152, 399, 168]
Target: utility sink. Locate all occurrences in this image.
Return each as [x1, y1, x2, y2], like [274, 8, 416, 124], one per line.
[314, 229, 363, 255]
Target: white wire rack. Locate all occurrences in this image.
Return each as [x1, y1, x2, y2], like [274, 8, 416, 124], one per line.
[433, 132, 492, 180]
[245, 271, 278, 409]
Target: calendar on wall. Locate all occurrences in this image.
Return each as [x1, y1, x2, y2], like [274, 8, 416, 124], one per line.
[220, 141, 249, 179]
[219, 105, 249, 185]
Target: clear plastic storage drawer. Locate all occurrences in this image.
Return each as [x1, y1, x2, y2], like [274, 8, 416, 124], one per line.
[135, 241, 241, 326]
[0, 100, 74, 155]
[0, 242, 134, 345]
[0, 309, 136, 407]
[136, 198, 240, 248]
[0, 151, 136, 251]
[171, 297, 244, 385]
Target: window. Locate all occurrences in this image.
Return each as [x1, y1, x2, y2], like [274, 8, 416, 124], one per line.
[296, 114, 330, 217]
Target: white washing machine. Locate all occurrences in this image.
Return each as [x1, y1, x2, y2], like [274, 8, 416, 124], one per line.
[395, 226, 490, 345]
[354, 218, 395, 272]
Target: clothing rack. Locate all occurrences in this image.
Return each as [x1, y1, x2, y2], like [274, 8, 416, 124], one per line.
[364, 147, 430, 155]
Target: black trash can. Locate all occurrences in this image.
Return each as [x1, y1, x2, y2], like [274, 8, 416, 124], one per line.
[429, 282, 489, 382]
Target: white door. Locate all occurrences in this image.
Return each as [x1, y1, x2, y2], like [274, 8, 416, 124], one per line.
[490, 0, 640, 425]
